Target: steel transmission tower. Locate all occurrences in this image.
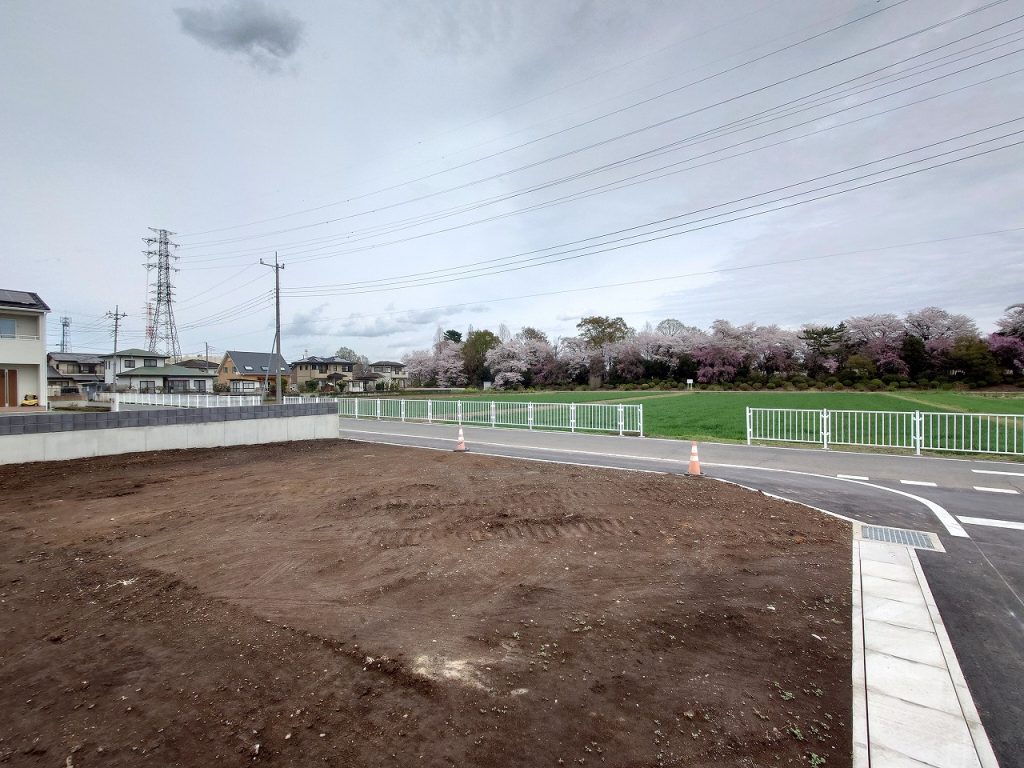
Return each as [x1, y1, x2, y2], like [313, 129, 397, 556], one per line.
[59, 316, 71, 353]
[143, 228, 182, 360]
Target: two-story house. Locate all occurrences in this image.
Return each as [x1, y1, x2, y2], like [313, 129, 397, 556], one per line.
[290, 355, 355, 392]
[368, 360, 408, 389]
[101, 349, 216, 392]
[47, 352, 106, 397]
[218, 350, 291, 394]
[0, 289, 49, 408]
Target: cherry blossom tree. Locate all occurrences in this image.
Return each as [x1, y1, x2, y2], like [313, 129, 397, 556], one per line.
[904, 307, 978, 341]
[995, 304, 1024, 339]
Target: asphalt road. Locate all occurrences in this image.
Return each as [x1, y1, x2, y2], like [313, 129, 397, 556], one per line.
[337, 418, 1023, 767]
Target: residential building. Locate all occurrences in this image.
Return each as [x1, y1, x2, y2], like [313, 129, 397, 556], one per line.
[348, 371, 384, 393]
[47, 352, 106, 397]
[290, 355, 355, 392]
[1, 289, 49, 408]
[368, 360, 408, 389]
[177, 358, 219, 373]
[218, 350, 291, 394]
[100, 349, 216, 392]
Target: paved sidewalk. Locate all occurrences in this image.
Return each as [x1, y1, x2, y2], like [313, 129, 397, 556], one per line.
[852, 529, 998, 767]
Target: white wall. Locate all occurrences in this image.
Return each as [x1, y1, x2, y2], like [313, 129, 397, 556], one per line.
[0, 413, 337, 465]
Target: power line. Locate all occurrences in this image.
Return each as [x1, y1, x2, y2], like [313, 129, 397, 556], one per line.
[178, 0, 948, 247]
[290, 227, 1024, 330]
[177, 22, 1024, 265]
[277, 120, 1024, 295]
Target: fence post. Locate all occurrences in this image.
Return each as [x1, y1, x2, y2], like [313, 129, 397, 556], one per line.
[457, 400, 463, 425]
[490, 401, 496, 428]
[638, 405, 644, 437]
[914, 411, 922, 456]
[570, 403, 576, 433]
[400, 400, 406, 422]
[617, 404, 624, 436]
[375, 398, 381, 420]
[746, 407, 752, 445]
[112, 393, 119, 412]
[427, 400, 432, 424]
[527, 402, 534, 430]
[821, 409, 830, 451]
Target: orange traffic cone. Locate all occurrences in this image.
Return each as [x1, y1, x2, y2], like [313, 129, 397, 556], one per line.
[454, 426, 468, 453]
[687, 441, 701, 476]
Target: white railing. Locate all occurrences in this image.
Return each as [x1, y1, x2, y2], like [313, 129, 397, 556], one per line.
[747, 407, 1024, 456]
[283, 396, 643, 436]
[115, 393, 264, 409]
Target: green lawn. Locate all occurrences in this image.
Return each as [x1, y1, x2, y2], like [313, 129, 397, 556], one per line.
[409, 389, 1024, 441]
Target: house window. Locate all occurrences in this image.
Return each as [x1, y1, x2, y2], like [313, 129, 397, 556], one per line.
[123, 358, 136, 369]
[193, 380, 207, 392]
[140, 380, 156, 392]
[242, 381, 256, 390]
[144, 358, 157, 367]
[0, 318, 15, 338]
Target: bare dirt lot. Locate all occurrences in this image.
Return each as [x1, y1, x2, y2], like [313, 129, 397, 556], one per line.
[0, 440, 851, 767]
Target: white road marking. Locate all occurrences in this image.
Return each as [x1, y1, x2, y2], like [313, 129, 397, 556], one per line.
[958, 516, 1024, 531]
[837, 474, 869, 481]
[972, 469, 1024, 477]
[973, 486, 1019, 495]
[900, 480, 937, 487]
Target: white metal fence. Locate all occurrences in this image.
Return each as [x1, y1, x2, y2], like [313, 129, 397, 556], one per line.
[747, 407, 1024, 456]
[114, 393, 264, 409]
[285, 396, 643, 436]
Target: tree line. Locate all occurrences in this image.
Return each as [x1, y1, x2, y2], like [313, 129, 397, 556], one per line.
[398, 305, 1024, 391]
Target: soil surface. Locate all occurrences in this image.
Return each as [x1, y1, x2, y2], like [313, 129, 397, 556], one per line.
[0, 440, 852, 767]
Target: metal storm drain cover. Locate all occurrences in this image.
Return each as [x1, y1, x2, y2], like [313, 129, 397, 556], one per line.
[860, 525, 939, 550]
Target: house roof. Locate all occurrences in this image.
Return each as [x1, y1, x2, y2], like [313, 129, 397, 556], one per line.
[290, 355, 353, 365]
[100, 348, 170, 359]
[48, 352, 104, 364]
[370, 360, 405, 368]
[178, 358, 218, 370]
[225, 350, 291, 374]
[0, 289, 50, 312]
[46, 366, 63, 379]
[114, 365, 217, 378]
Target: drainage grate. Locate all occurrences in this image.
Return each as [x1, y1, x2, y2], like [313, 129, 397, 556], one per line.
[860, 525, 938, 550]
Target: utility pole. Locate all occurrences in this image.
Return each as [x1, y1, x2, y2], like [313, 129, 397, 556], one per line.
[105, 306, 127, 391]
[59, 316, 71, 353]
[259, 252, 285, 404]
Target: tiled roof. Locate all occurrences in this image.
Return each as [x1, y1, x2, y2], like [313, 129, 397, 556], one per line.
[114, 365, 217, 377]
[0, 289, 49, 312]
[370, 360, 405, 367]
[101, 348, 170, 358]
[225, 350, 291, 374]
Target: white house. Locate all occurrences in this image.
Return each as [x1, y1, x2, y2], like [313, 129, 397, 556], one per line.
[101, 348, 216, 392]
[0, 289, 49, 408]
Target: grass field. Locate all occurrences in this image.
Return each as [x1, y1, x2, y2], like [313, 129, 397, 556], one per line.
[418, 389, 1024, 441]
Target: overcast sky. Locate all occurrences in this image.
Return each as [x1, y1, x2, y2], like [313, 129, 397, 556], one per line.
[2, 0, 1022, 361]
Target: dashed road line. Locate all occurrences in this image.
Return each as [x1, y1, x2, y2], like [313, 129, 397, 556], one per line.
[837, 474, 869, 481]
[958, 516, 1024, 531]
[973, 486, 1020, 495]
[972, 469, 1024, 477]
[900, 479, 938, 487]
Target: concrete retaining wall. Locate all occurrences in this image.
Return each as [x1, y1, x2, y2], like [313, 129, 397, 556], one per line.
[0, 403, 338, 465]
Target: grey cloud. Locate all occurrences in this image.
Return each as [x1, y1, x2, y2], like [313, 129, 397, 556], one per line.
[335, 305, 488, 338]
[286, 304, 331, 336]
[175, 1, 304, 72]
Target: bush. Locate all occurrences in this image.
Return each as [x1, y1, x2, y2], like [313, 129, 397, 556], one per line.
[737, 383, 752, 391]
[831, 382, 846, 390]
[867, 379, 885, 391]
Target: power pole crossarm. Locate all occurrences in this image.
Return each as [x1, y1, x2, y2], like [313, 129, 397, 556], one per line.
[259, 252, 285, 404]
